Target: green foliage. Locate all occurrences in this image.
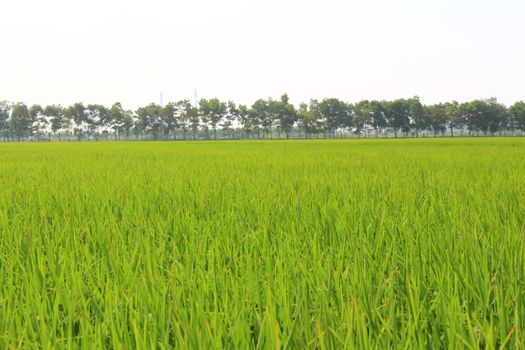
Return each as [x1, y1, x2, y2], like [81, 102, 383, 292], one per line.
[250, 99, 273, 137]
[385, 99, 411, 136]
[317, 98, 351, 134]
[0, 101, 10, 136]
[272, 94, 297, 138]
[10, 102, 32, 139]
[462, 99, 508, 134]
[136, 104, 163, 138]
[509, 101, 525, 131]
[29, 104, 45, 135]
[200, 98, 227, 139]
[45, 105, 65, 135]
[109, 102, 124, 136]
[0, 139, 524, 348]
[408, 96, 427, 134]
[297, 101, 318, 135]
[426, 103, 448, 135]
[2, 96, 525, 141]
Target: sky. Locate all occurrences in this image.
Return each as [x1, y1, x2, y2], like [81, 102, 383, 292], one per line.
[1, 0, 524, 108]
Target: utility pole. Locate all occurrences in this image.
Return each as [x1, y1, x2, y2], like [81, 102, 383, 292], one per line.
[193, 89, 199, 108]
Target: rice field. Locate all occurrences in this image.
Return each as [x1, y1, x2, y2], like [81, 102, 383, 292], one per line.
[1, 138, 524, 349]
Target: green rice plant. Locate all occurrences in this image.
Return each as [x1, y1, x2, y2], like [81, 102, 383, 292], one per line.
[0, 138, 524, 349]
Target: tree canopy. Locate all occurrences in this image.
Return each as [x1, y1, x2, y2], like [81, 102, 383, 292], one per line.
[0, 96, 522, 141]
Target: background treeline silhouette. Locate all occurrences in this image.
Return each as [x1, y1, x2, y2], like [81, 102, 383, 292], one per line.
[1, 95, 524, 141]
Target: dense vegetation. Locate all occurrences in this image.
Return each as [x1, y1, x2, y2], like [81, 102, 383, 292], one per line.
[1, 139, 524, 348]
[1, 96, 525, 141]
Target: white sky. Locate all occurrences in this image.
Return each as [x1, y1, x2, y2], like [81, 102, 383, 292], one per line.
[1, 0, 524, 108]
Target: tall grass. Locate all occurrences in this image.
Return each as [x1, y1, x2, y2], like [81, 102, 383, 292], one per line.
[0, 138, 524, 348]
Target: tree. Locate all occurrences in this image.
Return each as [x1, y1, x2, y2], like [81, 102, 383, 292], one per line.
[67, 103, 87, 140]
[74, 103, 87, 139]
[175, 100, 192, 140]
[1, 97, 524, 141]
[463, 100, 488, 135]
[309, 100, 325, 137]
[10, 103, 31, 140]
[368, 100, 387, 137]
[297, 101, 321, 137]
[250, 99, 272, 138]
[461, 101, 478, 135]
[385, 99, 411, 137]
[188, 105, 200, 140]
[29, 104, 45, 138]
[485, 98, 507, 135]
[122, 110, 135, 139]
[161, 103, 180, 140]
[317, 98, 350, 137]
[509, 101, 525, 133]
[274, 94, 297, 138]
[45, 105, 65, 140]
[236, 104, 250, 139]
[136, 104, 163, 139]
[86, 104, 110, 140]
[426, 104, 448, 136]
[221, 101, 238, 139]
[0, 101, 10, 140]
[444, 101, 464, 137]
[109, 103, 125, 140]
[353, 100, 372, 136]
[462, 99, 506, 135]
[408, 97, 427, 137]
[199, 98, 227, 140]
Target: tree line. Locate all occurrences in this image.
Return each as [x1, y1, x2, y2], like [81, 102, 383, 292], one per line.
[1, 95, 524, 141]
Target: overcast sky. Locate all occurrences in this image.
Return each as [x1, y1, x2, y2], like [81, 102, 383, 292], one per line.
[1, 0, 524, 108]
